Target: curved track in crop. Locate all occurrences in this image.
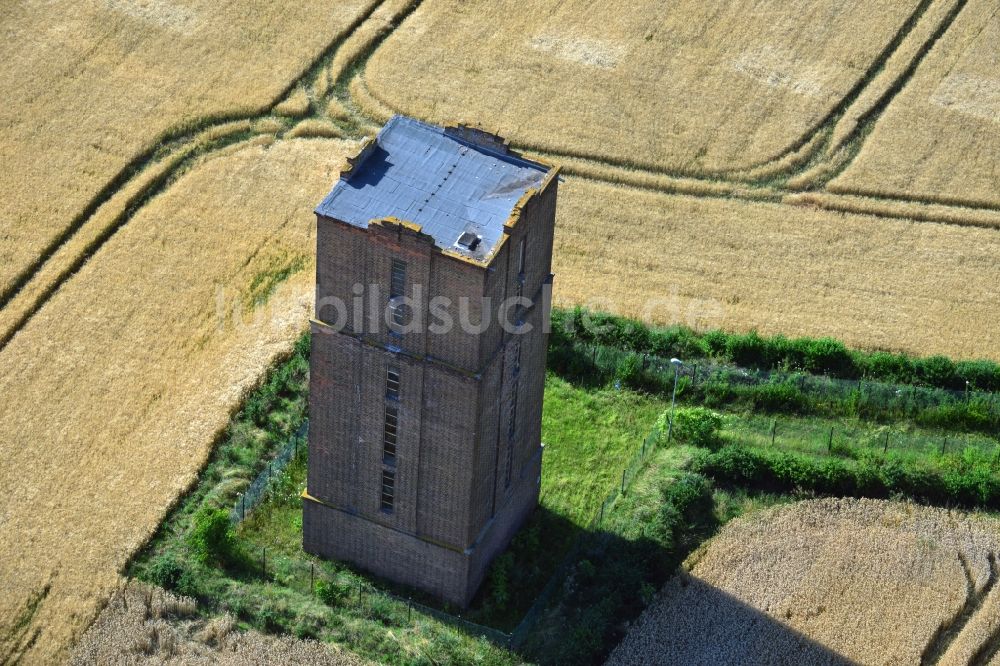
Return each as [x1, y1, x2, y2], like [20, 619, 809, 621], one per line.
[1, 0, 994, 354]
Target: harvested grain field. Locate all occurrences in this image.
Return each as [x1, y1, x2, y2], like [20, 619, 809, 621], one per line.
[0, 137, 356, 663]
[607, 498, 1000, 666]
[70, 582, 368, 665]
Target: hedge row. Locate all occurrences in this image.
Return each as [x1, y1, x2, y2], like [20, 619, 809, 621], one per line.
[690, 445, 1000, 511]
[552, 308, 1000, 392]
[546, 337, 1000, 435]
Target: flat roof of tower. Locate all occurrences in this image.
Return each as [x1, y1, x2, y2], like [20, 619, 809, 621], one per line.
[315, 115, 551, 262]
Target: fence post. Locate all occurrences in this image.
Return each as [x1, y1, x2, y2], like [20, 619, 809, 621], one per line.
[598, 503, 604, 526]
[621, 468, 626, 495]
[771, 419, 777, 446]
[358, 582, 362, 606]
[942, 438, 947, 455]
[828, 428, 833, 454]
[310, 563, 314, 593]
[884, 431, 890, 454]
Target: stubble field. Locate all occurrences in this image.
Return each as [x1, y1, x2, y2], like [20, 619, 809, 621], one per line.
[2, 0, 999, 662]
[607, 498, 1000, 665]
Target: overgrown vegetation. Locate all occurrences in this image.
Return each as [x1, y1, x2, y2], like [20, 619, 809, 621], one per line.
[553, 307, 1000, 391]
[549, 310, 1000, 436]
[130, 318, 1000, 665]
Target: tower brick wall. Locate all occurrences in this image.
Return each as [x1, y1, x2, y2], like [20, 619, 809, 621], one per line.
[303, 117, 557, 607]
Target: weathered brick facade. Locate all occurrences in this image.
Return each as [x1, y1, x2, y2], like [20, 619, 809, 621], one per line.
[303, 117, 558, 607]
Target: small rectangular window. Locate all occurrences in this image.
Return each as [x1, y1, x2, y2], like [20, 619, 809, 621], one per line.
[390, 259, 406, 299]
[383, 404, 398, 465]
[381, 469, 395, 512]
[386, 366, 400, 401]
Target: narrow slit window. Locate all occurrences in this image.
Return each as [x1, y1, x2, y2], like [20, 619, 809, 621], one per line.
[383, 404, 398, 465]
[505, 384, 517, 488]
[517, 237, 526, 277]
[386, 366, 400, 401]
[381, 469, 395, 512]
[390, 259, 406, 299]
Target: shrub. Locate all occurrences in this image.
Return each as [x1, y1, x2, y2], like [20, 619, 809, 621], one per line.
[693, 445, 1000, 511]
[860, 351, 915, 384]
[551, 307, 1000, 393]
[187, 507, 235, 567]
[145, 551, 199, 596]
[660, 473, 715, 552]
[956, 360, 1000, 392]
[657, 407, 723, 449]
[914, 355, 960, 389]
[615, 352, 645, 388]
[794, 337, 855, 377]
[743, 380, 810, 413]
[315, 578, 350, 606]
[724, 331, 772, 368]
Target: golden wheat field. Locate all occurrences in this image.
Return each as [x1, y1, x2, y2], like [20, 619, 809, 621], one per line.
[832, 0, 1000, 208]
[69, 582, 367, 664]
[3, 0, 1000, 662]
[552, 177, 1000, 360]
[606, 498, 1000, 666]
[0, 0, 373, 299]
[362, 0, 919, 173]
[0, 137, 355, 663]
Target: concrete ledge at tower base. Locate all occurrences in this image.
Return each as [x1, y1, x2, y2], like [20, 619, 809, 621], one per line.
[302, 452, 540, 608]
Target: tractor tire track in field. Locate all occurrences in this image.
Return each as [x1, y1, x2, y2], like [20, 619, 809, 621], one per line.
[781, 0, 971, 191]
[0, 0, 394, 353]
[338, 0, 1000, 228]
[0, 0, 993, 351]
[922, 552, 999, 666]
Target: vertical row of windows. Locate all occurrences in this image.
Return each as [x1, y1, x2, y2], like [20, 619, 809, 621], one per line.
[505, 343, 520, 489]
[381, 259, 406, 512]
[383, 403, 398, 466]
[503, 240, 527, 490]
[381, 469, 395, 512]
[381, 362, 400, 512]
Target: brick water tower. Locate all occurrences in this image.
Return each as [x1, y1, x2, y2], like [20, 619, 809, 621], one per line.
[302, 115, 558, 606]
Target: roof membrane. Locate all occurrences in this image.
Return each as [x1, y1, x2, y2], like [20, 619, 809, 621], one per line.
[315, 115, 549, 261]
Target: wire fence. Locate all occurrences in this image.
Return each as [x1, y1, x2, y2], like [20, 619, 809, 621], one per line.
[726, 412, 1000, 462]
[560, 339, 1000, 426]
[222, 409, 667, 652]
[230, 419, 309, 525]
[508, 426, 663, 648]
